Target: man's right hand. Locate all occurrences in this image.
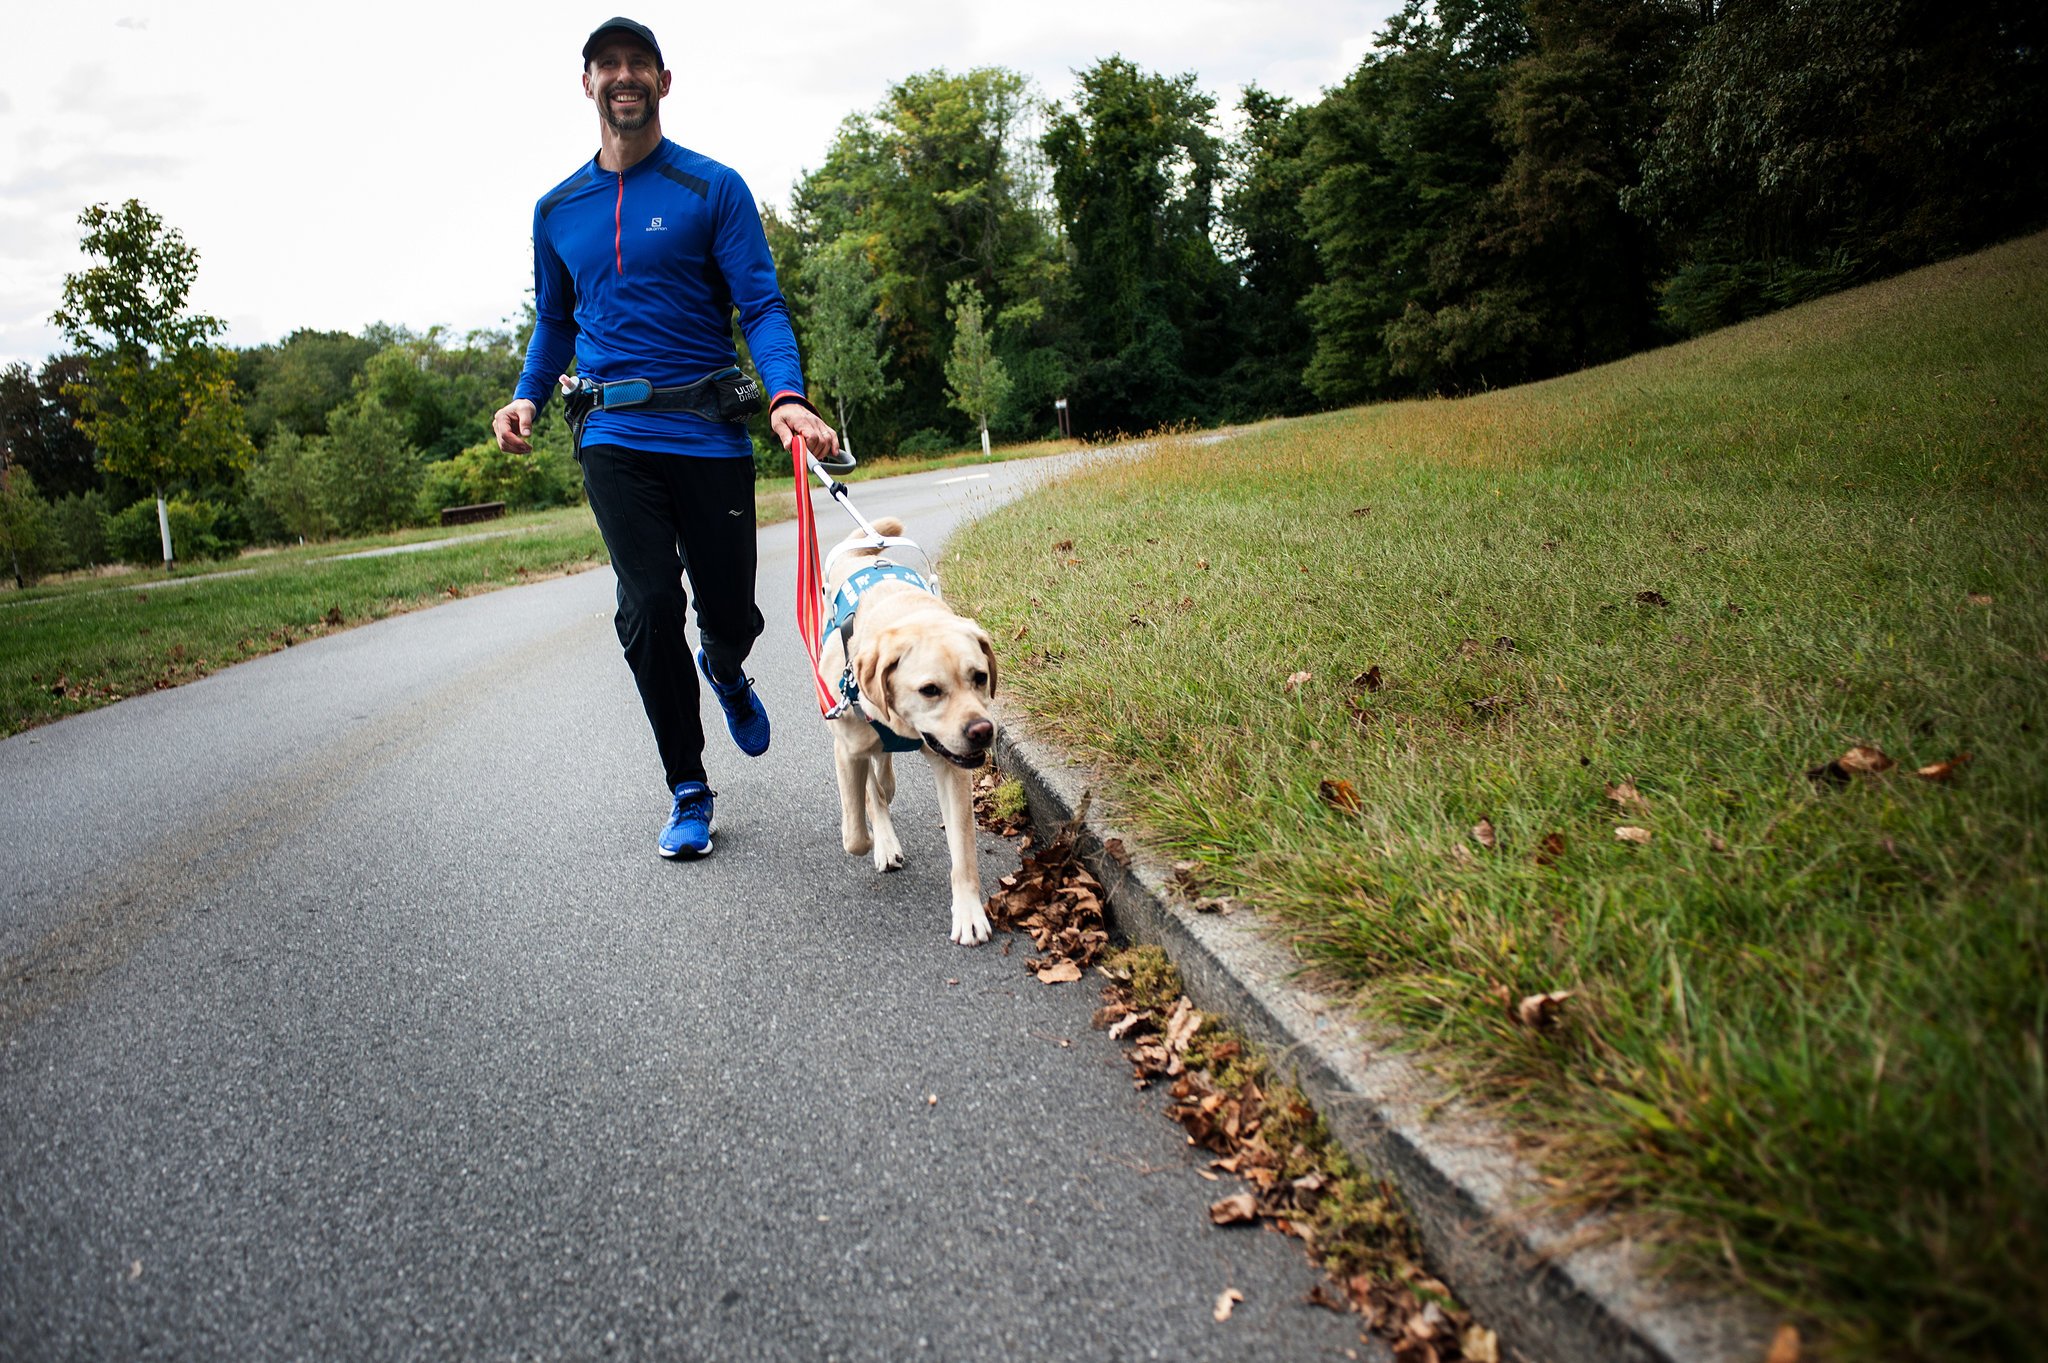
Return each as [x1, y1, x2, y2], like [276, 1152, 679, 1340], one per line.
[493, 398, 538, 454]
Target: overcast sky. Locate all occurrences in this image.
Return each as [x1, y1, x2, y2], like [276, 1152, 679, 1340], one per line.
[0, 1, 1403, 369]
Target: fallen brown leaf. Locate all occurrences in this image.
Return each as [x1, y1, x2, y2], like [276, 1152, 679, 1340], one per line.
[1350, 506, 1371, 517]
[1515, 991, 1574, 1030]
[1965, 593, 1992, 607]
[1213, 1287, 1244, 1322]
[1462, 1324, 1501, 1363]
[1708, 831, 1729, 854]
[1634, 590, 1669, 607]
[1614, 826, 1653, 844]
[1468, 694, 1509, 716]
[1305, 1282, 1347, 1311]
[1450, 843, 1477, 866]
[1318, 779, 1364, 816]
[1916, 752, 1973, 782]
[1163, 998, 1204, 1055]
[1534, 832, 1566, 866]
[1765, 1322, 1802, 1363]
[1209, 1193, 1260, 1226]
[1284, 670, 1312, 695]
[1035, 959, 1083, 984]
[1606, 778, 1649, 812]
[1837, 745, 1895, 775]
[1353, 665, 1385, 692]
[1470, 818, 1497, 850]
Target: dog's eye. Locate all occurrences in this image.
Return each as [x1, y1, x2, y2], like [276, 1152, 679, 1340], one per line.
[918, 683, 944, 698]
[972, 670, 989, 690]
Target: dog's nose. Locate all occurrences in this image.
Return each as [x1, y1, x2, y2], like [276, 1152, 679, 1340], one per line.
[965, 718, 994, 750]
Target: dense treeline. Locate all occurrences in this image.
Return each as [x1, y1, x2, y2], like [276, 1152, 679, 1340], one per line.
[3, 0, 2040, 579]
[778, 0, 2043, 443]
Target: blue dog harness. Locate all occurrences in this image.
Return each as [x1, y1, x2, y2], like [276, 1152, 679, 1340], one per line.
[828, 561, 934, 752]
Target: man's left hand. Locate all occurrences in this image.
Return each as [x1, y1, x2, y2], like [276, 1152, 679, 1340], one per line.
[771, 403, 840, 462]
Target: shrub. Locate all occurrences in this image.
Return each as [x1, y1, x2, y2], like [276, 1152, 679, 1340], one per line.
[245, 429, 334, 543]
[752, 429, 790, 481]
[49, 489, 109, 569]
[105, 494, 245, 565]
[0, 470, 65, 584]
[413, 438, 581, 521]
[896, 427, 959, 456]
[320, 395, 424, 534]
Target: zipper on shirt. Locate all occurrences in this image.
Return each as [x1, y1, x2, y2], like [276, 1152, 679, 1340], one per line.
[613, 172, 624, 275]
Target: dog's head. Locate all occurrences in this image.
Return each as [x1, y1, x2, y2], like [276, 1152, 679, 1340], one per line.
[853, 607, 998, 768]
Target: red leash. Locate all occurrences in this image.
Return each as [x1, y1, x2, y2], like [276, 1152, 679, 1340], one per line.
[789, 433, 840, 717]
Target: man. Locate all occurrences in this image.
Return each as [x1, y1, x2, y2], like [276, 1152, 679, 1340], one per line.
[493, 16, 839, 860]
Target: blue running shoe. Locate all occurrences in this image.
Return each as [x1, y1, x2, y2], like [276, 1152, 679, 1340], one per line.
[698, 648, 770, 756]
[660, 781, 716, 859]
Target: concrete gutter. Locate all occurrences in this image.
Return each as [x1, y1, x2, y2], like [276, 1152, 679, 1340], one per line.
[995, 720, 1779, 1363]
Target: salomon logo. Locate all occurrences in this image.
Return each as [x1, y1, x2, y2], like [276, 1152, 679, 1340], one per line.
[647, 216, 665, 231]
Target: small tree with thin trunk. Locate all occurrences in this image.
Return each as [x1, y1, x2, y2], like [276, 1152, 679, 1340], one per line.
[51, 200, 251, 570]
[799, 237, 898, 457]
[943, 280, 1011, 458]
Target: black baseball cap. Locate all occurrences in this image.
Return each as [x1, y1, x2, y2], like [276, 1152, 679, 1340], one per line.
[582, 17, 663, 69]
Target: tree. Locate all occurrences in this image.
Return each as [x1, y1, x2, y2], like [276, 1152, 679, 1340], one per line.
[318, 395, 423, 534]
[943, 282, 1011, 457]
[1628, 0, 2048, 333]
[791, 67, 1062, 448]
[1, 356, 98, 499]
[0, 467, 61, 587]
[235, 329, 378, 444]
[51, 200, 252, 569]
[1043, 56, 1237, 432]
[1297, 0, 1532, 403]
[798, 238, 898, 456]
[243, 429, 333, 543]
[1218, 87, 1322, 417]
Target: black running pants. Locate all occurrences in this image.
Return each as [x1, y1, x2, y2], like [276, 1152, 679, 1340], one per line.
[578, 444, 764, 790]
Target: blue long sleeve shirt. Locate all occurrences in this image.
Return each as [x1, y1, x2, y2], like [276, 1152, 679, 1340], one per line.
[515, 138, 803, 457]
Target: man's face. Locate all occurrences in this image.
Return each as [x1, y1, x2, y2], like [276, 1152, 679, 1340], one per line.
[583, 39, 669, 135]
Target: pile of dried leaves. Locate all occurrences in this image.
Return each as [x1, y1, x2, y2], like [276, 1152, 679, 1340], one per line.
[1096, 948, 1501, 1363]
[974, 778, 1497, 1358]
[981, 793, 1111, 984]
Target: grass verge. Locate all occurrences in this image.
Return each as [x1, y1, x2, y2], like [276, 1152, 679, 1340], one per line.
[945, 232, 2048, 1359]
[0, 506, 606, 737]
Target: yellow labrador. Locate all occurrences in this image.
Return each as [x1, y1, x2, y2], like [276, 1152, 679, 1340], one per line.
[819, 517, 998, 945]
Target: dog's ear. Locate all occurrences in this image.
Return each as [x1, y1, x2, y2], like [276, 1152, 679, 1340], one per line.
[973, 625, 998, 697]
[854, 629, 902, 726]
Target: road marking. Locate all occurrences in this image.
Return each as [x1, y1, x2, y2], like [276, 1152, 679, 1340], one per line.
[936, 473, 992, 486]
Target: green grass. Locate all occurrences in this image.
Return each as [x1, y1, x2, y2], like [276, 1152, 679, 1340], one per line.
[0, 432, 1079, 738]
[945, 232, 2048, 1359]
[0, 506, 607, 736]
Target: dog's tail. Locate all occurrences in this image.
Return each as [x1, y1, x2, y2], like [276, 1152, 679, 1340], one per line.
[845, 516, 905, 561]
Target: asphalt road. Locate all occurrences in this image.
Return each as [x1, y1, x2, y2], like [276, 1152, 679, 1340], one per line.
[0, 456, 1382, 1362]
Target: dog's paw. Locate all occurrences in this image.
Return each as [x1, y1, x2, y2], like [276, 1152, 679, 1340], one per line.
[842, 828, 872, 857]
[872, 830, 904, 873]
[950, 900, 992, 946]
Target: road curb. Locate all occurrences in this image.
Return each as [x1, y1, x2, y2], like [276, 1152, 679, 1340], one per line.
[994, 720, 1777, 1363]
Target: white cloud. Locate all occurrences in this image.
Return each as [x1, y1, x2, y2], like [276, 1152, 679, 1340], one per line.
[0, 0, 1404, 366]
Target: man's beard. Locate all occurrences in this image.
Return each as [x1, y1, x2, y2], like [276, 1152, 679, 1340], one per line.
[602, 85, 656, 134]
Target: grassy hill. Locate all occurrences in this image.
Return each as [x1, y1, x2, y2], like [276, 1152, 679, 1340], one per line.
[946, 232, 2048, 1360]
